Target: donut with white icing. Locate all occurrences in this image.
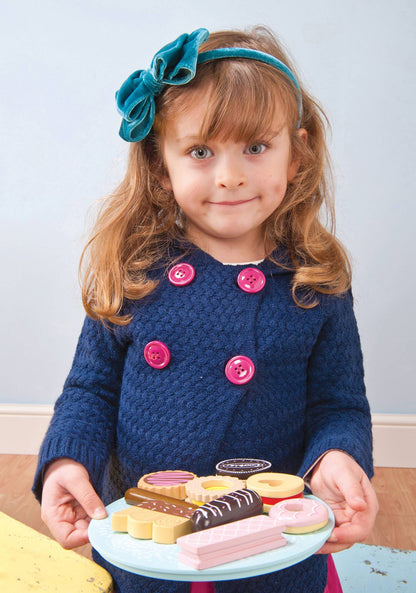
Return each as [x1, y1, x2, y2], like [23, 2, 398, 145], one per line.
[269, 497, 329, 534]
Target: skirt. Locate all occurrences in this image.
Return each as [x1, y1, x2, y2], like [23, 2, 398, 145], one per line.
[190, 554, 342, 593]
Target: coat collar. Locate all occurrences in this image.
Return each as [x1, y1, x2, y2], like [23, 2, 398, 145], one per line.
[165, 241, 294, 277]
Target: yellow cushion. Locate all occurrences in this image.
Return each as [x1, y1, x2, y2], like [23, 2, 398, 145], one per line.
[0, 511, 113, 592]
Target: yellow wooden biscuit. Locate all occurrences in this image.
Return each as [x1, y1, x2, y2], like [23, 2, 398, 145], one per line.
[246, 472, 304, 498]
[111, 506, 192, 544]
[246, 472, 304, 512]
[185, 475, 245, 503]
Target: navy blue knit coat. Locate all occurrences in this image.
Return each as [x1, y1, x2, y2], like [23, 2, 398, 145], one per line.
[33, 246, 373, 593]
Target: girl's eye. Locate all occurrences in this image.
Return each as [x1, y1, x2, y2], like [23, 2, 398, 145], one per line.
[190, 146, 212, 160]
[246, 143, 267, 155]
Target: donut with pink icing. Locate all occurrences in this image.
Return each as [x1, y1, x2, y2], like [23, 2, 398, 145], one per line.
[269, 497, 329, 534]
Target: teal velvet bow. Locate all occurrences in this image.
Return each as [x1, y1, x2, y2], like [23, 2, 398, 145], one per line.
[116, 28, 303, 142]
[116, 28, 209, 142]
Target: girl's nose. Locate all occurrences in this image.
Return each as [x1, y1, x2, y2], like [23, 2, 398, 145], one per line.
[216, 155, 247, 189]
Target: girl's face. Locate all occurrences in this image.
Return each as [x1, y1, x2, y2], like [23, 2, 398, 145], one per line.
[160, 87, 305, 263]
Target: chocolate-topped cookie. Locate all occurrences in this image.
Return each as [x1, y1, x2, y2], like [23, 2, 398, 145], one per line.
[215, 458, 272, 480]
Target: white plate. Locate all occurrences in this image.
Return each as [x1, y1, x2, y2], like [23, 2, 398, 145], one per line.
[88, 495, 334, 582]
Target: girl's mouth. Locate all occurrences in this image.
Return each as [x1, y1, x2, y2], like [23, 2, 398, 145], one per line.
[212, 196, 258, 206]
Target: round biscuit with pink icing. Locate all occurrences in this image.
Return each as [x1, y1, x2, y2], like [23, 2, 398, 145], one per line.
[269, 497, 329, 534]
[138, 470, 196, 500]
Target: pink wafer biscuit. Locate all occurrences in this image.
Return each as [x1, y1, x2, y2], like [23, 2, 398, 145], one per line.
[177, 515, 287, 569]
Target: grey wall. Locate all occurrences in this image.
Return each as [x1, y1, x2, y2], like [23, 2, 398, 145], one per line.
[1, 0, 415, 413]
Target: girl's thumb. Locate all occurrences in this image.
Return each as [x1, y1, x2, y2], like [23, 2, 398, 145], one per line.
[343, 482, 367, 510]
[73, 481, 107, 520]
[90, 504, 107, 520]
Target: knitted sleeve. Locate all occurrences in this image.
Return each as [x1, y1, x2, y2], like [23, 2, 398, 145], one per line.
[299, 290, 373, 478]
[32, 316, 128, 500]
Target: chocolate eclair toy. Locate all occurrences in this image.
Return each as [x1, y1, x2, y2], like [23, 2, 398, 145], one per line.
[192, 488, 263, 531]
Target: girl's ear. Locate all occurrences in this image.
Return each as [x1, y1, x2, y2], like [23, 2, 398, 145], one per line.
[287, 128, 307, 181]
[159, 173, 173, 192]
[152, 156, 173, 192]
[145, 135, 173, 191]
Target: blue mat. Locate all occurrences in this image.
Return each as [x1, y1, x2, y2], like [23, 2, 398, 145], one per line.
[333, 544, 416, 592]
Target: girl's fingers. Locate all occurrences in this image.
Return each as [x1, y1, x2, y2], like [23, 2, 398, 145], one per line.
[67, 479, 107, 520]
[41, 460, 107, 548]
[44, 503, 94, 548]
[336, 472, 367, 509]
[331, 520, 369, 543]
[317, 541, 353, 554]
[54, 522, 90, 549]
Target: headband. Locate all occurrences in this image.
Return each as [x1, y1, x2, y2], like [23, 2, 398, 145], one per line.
[116, 28, 303, 142]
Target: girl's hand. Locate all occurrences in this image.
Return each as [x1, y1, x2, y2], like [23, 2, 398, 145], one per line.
[309, 450, 379, 554]
[41, 458, 107, 549]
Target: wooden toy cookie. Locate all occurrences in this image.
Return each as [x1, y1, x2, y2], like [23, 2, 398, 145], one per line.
[246, 472, 304, 512]
[138, 470, 196, 500]
[192, 489, 263, 531]
[216, 458, 272, 480]
[125, 487, 198, 518]
[185, 475, 245, 504]
[269, 497, 329, 534]
[111, 506, 192, 544]
[177, 515, 287, 570]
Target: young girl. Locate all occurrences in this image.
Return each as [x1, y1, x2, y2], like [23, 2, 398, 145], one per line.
[33, 27, 378, 593]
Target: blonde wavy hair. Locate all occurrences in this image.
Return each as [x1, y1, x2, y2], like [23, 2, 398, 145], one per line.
[81, 27, 351, 324]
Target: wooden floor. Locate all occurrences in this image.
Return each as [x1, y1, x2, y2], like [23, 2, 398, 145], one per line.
[0, 455, 415, 558]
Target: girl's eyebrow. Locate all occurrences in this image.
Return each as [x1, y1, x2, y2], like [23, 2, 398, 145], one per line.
[174, 134, 203, 144]
[174, 126, 286, 146]
[263, 125, 285, 138]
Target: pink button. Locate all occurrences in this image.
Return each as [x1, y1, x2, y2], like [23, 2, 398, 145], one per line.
[168, 263, 195, 286]
[144, 341, 171, 369]
[225, 355, 255, 385]
[237, 268, 266, 293]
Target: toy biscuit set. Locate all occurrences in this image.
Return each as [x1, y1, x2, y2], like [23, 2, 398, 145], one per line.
[109, 459, 331, 571]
